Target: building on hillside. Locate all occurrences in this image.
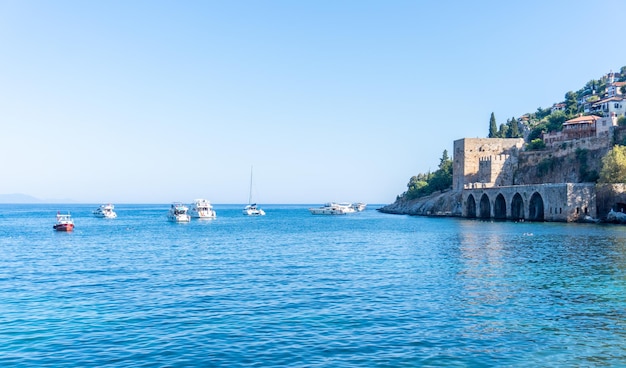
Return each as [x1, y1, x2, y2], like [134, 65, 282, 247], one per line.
[551, 102, 566, 113]
[541, 115, 616, 144]
[590, 96, 626, 117]
[607, 81, 626, 98]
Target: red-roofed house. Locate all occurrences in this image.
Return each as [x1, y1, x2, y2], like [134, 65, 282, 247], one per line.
[561, 115, 601, 140]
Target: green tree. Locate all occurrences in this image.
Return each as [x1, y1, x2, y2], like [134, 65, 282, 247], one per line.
[564, 91, 579, 116]
[618, 116, 626, 126]
[489, 112, 497, 138]
[620, 66, 626, 81]
[507, 117, 520, 138]
[430, 150, 453, 192]
[498, 123, 508, 138]
[401, 150, 453, 200]
[546, 111, 567, 132]
[527, 138, 546, 151]
[534, 107, 551, 120]
[599, 145, 626, 183]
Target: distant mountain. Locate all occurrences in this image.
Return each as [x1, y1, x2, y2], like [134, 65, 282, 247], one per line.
[0, 193, 43, 203]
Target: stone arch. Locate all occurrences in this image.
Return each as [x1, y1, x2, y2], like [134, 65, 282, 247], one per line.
[479, 193, 491, 219]
[511, 193, 524, 220]
[494, 193, 507, 219]
[528, 192, 545, 221]
[466, 194, 476, 218]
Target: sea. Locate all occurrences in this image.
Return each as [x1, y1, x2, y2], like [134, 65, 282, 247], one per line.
[1, 203, 626, 367]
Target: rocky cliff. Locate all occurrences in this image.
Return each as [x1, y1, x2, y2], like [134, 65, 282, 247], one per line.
[378, 190, 463, 216]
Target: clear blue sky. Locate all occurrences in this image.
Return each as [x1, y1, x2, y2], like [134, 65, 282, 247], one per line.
[1, 0, 625, 204]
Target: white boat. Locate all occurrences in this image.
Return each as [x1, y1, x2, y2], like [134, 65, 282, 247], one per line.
[309, 202, 366, 215]
[189, 199, 216, 219]
[93, 203, 117, 218]
[53, 212, 75, 231]
[243, 203, 265, 216]
[167, 202, 191, 222]
[309, 203, 349, 215]
[243, 166, 265, 216]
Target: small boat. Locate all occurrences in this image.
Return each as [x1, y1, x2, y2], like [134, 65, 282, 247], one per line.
[309, 203, 349, 215]
[189, 199, 216, 219]
[243, 166, 265, 216]
[351, 202, 367, 212]
[53, 212, 75, 231]
[93, 203, 117, 218]
[167, 202, 191, 222]
[243, 203, 265, 216]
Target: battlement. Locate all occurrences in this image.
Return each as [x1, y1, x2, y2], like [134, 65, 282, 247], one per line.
[479, 154, 509, 163]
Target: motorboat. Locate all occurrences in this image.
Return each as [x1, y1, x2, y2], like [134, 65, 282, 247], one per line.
[93, 203, 117, 218]
[189, 199, 216, 219]
[337, 202, 357, 213]
[243, 203, 265, 216]
[309, 203, 349, 215]
[243, 166, 265, 216]
[167, 202, 191, 222]
[338, 202, 367, 212]
[309, 202, 366, 215]
[53, 212, 75, 231]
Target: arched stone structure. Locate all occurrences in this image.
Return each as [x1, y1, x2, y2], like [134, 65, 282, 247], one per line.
[528, 192, 545, 221]
[462, 183, 596, 222]
[479, 193, 491, 219]
[511, 193, 524, 220]
[494, 193, 506, 219]
[466, 194, 476, 218]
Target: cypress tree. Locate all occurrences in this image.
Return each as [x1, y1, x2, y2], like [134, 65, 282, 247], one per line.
[508, 116, 519, 138]
[489, 112, 497, 138]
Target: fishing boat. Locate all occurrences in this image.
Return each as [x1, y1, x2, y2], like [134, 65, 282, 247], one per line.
[53, 212, 75, 231]
[167, 202, 191, 222]
[189, 199, 216, 219]
[93, 203, 117, 218]
[243, 166, 265, 216]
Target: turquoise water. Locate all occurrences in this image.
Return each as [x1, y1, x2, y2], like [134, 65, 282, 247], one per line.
[1, 204, 626, 367]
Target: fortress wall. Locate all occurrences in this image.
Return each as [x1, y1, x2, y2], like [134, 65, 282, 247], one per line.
[596, 184, 626, 219]
[531, 136, 611, 161]
[453, 138, 524, 190]
[462, 183, 596, 222]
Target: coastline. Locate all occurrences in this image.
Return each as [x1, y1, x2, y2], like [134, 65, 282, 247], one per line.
[377, 190, 463, 217]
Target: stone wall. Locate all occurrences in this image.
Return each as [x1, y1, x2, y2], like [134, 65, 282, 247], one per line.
[462, 183, 596, 222]
[453, 138, 524, 190]
[596, 183, 626, 219]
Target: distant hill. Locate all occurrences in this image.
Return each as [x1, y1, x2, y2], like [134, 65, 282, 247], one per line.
[0, 193, 43, 203]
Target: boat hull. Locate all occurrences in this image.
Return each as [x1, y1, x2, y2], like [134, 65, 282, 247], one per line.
[309, 208, 347, 215]
[168, 214, 191, 222]
[53, 223, 74, 231]
[243, 209, 265, 216]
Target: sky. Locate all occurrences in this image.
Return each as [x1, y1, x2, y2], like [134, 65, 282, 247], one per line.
[1, 0, 625, 204]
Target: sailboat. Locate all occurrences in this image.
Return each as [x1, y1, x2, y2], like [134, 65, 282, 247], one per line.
[243, 166, 265, 216]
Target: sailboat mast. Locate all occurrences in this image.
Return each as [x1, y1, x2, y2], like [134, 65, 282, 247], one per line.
[248, 166, 253, 205]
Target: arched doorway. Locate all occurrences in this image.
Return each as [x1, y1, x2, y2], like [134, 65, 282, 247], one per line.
[466, 194, 476, 218]
[529, 192, 544, 221]
[494, 193, 506, 219]
[511, 193, 524, 220]
[479, 193, 491, 219]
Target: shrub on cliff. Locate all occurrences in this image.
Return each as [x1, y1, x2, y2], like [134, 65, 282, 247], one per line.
[400, 150, 452, 200]
[599, 145, 626, 183]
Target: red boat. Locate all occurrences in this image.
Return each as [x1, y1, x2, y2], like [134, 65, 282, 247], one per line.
[53, 212, 74, 231]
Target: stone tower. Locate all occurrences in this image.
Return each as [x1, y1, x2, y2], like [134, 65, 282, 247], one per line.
[453, 138, 525, 190]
